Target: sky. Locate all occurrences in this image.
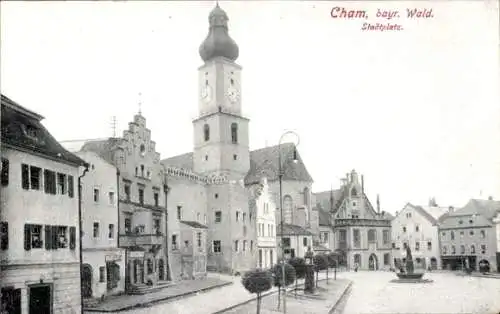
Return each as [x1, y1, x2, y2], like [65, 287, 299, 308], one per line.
[1, 1, 499, 215]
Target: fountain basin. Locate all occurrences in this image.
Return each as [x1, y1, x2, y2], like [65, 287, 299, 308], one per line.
[396, 273, 424, 280]
[391, 272, 433, 283]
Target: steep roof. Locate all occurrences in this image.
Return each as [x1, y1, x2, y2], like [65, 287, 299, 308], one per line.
[1, 94, 87, 167]
[160, 142, 314, 185]
[313, 189, 344, 212]
[277, 223, 314, 236]
[418, 205, 449, 221]
[452, 199, 500, 220]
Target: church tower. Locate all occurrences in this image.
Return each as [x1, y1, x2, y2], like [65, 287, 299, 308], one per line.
[194, 4, 255, 274]
[193, 3, 250, 179]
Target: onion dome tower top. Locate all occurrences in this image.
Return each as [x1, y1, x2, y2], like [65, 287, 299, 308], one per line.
[199, 3, 239, 62]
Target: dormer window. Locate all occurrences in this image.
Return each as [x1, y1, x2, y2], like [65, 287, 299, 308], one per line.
[140, 144, 146, 156]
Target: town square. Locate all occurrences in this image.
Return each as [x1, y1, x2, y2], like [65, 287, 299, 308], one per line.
[1, 1, 499, 314]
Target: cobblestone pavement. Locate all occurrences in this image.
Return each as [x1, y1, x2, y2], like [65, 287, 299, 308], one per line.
[86, 271, 335, 314]
[338, 271, 500, 314]
[221, 279, 351, 314]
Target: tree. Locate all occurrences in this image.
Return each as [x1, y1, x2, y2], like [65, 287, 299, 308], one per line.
[241, 269, 273, 314]
[288, 257, 306, 296]
[327, 253, 338, 269]
[271, 263, 296, 309]
[313, 254, 328, 286]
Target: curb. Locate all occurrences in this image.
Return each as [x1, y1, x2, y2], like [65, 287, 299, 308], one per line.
[212, 277, 341, 314]
[328, 281, 353, 314]
[455, 273, 500, 279]
[84, 281, 233, 313]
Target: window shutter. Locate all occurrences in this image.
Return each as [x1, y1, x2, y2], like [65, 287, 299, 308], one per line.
[24, 224, 31, 251]
[1, 159, 9, 186]
[44, 170, 50, 193]
[45, 225, 52, 250]
[68, 176, 74, 198]
[0, 222, 8, 250]
[70, 226, 76, 250]
[51, 226, 58, 250]
[21, 164, 30, 190]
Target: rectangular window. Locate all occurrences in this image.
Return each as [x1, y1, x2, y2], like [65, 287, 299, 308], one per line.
[30, 166, 42, 190]
[24, 224, 43, 250]
[109, 192, 115, 205]
[427, 241, 432, 250]
[57, 173, 67, 194]
[481, 245, 486, 254]
[0, 222, 8, 250]
[243, 240, 247, 251]
[303, 237, 308, 247]
[282, 237, 291, 247]
[153, 219, 161, 235]
[213, 240, 221, 253]
[215, 211, 222, 223]
[69, 226, 76, 250]
[93, 222, 99, 238]
[234, 240, 239, 252]
[172, 235, 178, 250]
[177, 206, 182, 220]
[99, 266, 106, 282]
[124, 218, 131, 233]
[154, 192, 159, 207]
[94, 188, 100, 202]
[243, 213, 246, 222]
[415, 242, 420, 251]
[138, 188, 144, 205]
[43, 169, 56, 194]
[236, 212, 239, 221]
[415, 225, 420, 232]
[384, 253, 390, 265]
[68, 175, 74, 198]
[1, 158, 9, 186]
[56, 226, 68, 248]
[22, 164, 30, 190]
[383, 230, 390, 244]
[108, 224, 114, 239]
[124, 185, 131, 201]
[353, 229, 361, 248]
[197, 232, 202, 247]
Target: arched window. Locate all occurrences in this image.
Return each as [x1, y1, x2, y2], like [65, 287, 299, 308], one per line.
[203, 124, 210, 141]
[231, 123, 238, 144]
[303, 187, 310, 207]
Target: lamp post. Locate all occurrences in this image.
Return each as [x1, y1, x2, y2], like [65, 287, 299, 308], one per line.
[278, 130, 300, 314]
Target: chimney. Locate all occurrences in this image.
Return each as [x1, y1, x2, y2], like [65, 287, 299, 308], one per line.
[361, 175, 364, 193]
[448, 206, 454, 213]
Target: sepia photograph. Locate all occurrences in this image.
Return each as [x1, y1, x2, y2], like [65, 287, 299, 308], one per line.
[1, 1, 499, 313]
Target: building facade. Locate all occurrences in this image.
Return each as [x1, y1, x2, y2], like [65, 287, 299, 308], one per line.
[438, 199, 500, 272]
[314, 170, 393, 270]
[391, 203, 447, 270]
[76, 151, 126, 299]
[252, 177, 277, 269]
[0, 95, 86, 313]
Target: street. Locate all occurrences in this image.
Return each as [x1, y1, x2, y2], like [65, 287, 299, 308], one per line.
[338, 271, 500, 314]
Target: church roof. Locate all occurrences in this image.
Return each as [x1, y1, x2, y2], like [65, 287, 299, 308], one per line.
[313, 189, 345, 213]
[1, 94, 87, 167]
[161, 142, 314, 185]
[277, 223, 314, 236]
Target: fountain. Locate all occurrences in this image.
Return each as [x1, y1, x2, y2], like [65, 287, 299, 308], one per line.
[392, 246, 433, 283]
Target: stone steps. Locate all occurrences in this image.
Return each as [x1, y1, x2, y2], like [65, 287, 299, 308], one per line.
[128, 281, 175, 295]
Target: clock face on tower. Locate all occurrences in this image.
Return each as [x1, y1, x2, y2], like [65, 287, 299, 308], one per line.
[226, 86, 240, 104]
[200, 85, 212, 103]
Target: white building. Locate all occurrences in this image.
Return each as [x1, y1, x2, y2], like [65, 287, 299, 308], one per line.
[75, 151, 126, 299]
[391, 203, 448, 270]
[0, 95, 86, 313]
[252, 177, 277, 269]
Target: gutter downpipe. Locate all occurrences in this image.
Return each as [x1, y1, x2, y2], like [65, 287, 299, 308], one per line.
[78, 163, 90, 314]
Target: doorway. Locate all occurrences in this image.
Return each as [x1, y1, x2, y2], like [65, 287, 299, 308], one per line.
[81, 264, 93, 298]
[1, 287, 21, 314]
[430, 257, 438, 270]
[368, 254, 378, 270]
[29, 284, 52, 314]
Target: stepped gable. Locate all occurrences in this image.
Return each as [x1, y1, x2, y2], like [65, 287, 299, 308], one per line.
[1, 94, 87, 167]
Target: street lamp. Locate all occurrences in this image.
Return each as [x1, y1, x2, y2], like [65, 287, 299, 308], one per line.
[278, 130, 300, 314]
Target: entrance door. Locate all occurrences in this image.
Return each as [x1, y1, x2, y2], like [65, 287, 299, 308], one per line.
[430, 257, 438, 270]
[82, 264, 93, 298]
[159, 259, 165, 280]
[368, 254, 378, 270]
[29, 285, 51, 314]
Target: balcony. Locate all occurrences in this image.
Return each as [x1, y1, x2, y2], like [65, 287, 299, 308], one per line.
[119, 233, 164, 247]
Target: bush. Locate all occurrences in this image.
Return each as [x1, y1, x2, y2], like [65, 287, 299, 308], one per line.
[241, 269, 273, 314]
[288, 257, 307, 280]
[241, 268, 273, 294]
[327, 253, 338, 268]
[313, 254, 328, 272]
[271, 263, 296, 287]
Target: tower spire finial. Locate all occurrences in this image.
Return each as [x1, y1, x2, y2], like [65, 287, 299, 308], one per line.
[138, 92, 142, 115]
